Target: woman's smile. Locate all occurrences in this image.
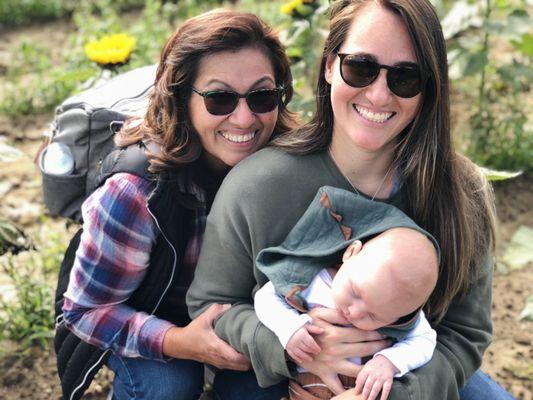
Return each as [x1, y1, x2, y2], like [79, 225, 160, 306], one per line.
[218, 129, 258, 144]
[353, 104, 395, 124]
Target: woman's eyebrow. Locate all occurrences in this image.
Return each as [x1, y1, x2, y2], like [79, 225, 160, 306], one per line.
[342, 51, 417, 65]
[204, 75, 276, 89]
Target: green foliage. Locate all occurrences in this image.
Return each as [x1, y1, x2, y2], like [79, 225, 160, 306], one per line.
[0, 226, 67, 349]
[0, 255, 54, 348]
[0, 0, 72, 26]
[446, 0, 532, 173]
[1, 0, 530, 171]
[481, 167, 523, 181]
[0, 219, 26, 256]
[0, 0, 176, 116]
[277, 0, 329, 120]
[0, 0, 146, 26]
[0, 67, 96, 116]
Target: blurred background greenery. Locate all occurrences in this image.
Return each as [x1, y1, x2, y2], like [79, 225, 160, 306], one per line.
[1, 0, 531, 171]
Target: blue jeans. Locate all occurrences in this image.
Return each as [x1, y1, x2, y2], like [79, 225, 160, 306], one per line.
[460, 370, 515, 400]
[107, 355, 288, 400]
[108, 354, 204, 400]
[107, 355, 512, 400]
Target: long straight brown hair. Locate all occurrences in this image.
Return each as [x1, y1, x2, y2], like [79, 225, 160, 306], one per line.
[116, 9, 298, 173]
[273, 0, 496, 321]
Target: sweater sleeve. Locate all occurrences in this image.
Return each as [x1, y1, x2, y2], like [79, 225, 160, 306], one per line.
[62, 173, 174, 360]
[387, 255, 494, 400]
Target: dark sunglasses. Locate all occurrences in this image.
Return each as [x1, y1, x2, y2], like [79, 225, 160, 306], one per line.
[337, 53, 425, 98]
[191, 87, 283, 116]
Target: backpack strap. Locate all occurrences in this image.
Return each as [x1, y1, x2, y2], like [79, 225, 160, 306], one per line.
[97, 141, 154, 187]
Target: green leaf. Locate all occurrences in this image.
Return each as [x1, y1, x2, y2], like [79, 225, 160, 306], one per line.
[463, 50, 489, 76]
[512, 33, 533, 56]
[494, 0, 509, 8]
[481, 167, 523, 181]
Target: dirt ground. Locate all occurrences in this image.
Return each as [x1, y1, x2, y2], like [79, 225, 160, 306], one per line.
[0, 18, 532, 400]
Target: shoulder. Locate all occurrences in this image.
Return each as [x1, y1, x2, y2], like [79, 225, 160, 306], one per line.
[220, 147, 324, 200]
[227, 147, 308, 182]
[83, 173, 154, 216]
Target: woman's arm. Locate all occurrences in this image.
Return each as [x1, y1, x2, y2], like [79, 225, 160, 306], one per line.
[162, 303, 250, 370]
[63, 174, 250, 370]
[62, 174, 171, 360]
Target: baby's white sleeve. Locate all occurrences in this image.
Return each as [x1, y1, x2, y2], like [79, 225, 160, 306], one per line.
[374, 310, 437, 377]
[254, 281, 312, 348]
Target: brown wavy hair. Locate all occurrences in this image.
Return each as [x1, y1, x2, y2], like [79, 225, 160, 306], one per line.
[116, 8, 297, 173]
[273, 0, 496, 321]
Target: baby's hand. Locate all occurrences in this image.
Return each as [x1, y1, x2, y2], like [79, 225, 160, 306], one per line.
[354, 355, 399, 400]
[286, 324, 324, 364]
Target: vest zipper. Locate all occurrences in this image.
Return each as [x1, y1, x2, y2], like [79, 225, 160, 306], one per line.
[146, 202, 178, 314]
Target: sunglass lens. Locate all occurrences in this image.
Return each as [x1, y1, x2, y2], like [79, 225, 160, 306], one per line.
[341, 56, 379, 87]
[247, 89, 280, 113]
[204, 92, 238, 115]
[388, 65, 422, 98]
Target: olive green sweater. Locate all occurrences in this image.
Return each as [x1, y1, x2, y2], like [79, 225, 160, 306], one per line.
[187, 147, 493, 400]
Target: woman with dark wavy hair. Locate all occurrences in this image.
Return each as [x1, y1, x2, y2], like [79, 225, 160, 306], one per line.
[61, 9, 297, 400]
[188, 1, 513, 399]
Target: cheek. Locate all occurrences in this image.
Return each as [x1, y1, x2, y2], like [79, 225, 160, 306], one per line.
[331, 80, 361, 108]
[331, 282, 349, 310]
[402, 96, 421, 122]
[259, 110, 279, 140]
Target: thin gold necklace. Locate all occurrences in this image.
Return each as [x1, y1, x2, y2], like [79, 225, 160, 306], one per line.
[328, 147, 393, 201]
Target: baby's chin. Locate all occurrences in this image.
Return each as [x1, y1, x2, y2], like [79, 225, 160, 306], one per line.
[349, 319, 385, 331]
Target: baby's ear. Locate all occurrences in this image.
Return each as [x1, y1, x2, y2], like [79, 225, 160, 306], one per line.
[342, 240, 362, 262]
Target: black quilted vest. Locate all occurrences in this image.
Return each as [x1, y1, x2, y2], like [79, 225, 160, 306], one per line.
[54, 144, 200, 400]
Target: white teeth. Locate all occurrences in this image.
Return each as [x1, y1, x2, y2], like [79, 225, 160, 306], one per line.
[355, 105, 393, 123]
[220, 131, 257, 143]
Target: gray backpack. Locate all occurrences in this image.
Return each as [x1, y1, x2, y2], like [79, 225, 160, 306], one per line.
[38, 64, 157, 222]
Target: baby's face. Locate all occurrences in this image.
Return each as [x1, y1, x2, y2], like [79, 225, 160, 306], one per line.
[331, 241, 422, 330]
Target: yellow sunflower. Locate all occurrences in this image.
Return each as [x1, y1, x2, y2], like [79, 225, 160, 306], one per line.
[84, 33, 136, 67]
[280, 0, 304, 16]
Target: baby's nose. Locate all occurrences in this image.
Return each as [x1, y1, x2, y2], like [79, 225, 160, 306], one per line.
[347, 305, 365, 320]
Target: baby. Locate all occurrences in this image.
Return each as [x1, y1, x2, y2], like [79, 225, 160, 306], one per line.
[254, 186, 439, 400]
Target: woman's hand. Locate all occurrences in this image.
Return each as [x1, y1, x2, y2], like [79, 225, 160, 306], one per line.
[163, 303, 251, 371]
[298, 307, 390, 394]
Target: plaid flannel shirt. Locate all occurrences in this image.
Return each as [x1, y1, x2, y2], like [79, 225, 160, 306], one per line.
[63, 172, 207, 360]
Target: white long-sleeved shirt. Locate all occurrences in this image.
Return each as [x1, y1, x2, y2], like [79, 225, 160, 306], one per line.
[254, 269, 436, 377]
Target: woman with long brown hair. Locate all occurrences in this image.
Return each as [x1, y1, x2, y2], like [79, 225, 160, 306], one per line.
[60, 9, 297, 400]
[188, 1, 512, 399]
